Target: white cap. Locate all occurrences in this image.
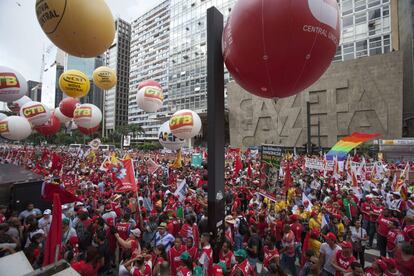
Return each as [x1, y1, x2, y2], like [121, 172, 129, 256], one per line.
[75, 202, 84, 206]
[130, 228, 141, 238]
[43, 209, 51, 215]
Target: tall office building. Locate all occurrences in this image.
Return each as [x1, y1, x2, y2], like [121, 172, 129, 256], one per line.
[27, 80, 42, 102]
[129, 0, 171, 141]
[333, 0, 393, 62]
[64, 55, 104, 110]
[40, 44, 65, 108]
[103, 18, 131, 136]
[167, 0, 234, 113]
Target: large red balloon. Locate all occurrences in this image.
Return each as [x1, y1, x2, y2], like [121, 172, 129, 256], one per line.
[78, 125, 100, 135]
[34, 115, 61, 136]
[223, 0, 340, 98]
[59, 97, 80, 118]
[138, 80, 161, 90]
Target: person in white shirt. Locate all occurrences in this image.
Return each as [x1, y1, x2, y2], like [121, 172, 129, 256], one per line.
[62, 218, 77, 245]
[38, 209, 52, 236]
[18, 203, 42, 223]
[320, 232, 341, 276]
[406, 194, 414, 219]
[102, 205, 117, 222]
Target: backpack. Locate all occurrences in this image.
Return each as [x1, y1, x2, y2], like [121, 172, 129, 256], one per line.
[75, 221, 92, 250]
[238, 217, 249, 235]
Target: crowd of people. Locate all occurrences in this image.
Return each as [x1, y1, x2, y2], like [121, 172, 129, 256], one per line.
[0, 144, 414, 276]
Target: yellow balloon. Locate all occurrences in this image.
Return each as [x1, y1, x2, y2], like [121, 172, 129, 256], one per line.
[59, 70, 90, 98]
[35, 0, 115, 58]
[92, 66, 117, 90]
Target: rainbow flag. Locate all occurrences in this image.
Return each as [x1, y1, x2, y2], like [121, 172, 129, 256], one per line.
[326, 132, 380, 160]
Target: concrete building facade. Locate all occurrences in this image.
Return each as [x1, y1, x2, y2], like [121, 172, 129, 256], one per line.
[27, 80, 42, 102]
[128, 0, 171, 141]
[103, 19, 131, 136]
[228, 52, 403, 148]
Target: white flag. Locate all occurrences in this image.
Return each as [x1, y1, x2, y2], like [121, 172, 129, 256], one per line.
[174, 179, 188, 202]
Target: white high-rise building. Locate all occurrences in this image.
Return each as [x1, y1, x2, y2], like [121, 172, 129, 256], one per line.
[103, 19, 131, 136]
[129, 0, 171, 141]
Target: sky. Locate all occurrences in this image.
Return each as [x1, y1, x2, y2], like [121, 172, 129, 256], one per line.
[0, 0, 164, 82]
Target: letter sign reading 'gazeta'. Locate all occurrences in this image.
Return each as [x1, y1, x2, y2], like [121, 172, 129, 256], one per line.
[74, 106, 92, 119]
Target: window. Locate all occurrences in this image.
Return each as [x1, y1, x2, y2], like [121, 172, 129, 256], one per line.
[356, 40, 368, 57]
[369, 37, 382, 55]
[343, 43, 354, 60]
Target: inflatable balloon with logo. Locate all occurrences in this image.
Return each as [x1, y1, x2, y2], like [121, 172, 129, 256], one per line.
[136, 83, 164, 112]
[7, 96, 32, 113]
[35, 0, 115, 58]
[59, 97, 80, 118]
[169, 110, 202, 139]
[92, 66, 117, 90]
[138, 80, 162, 90]
[34, 115, 61, 136]
[73, 104, 102, 128]
[0, 116, 32, 140]
[54, 107, 71, 123]
[158, 121, 185, 151]
[0, 66, 27, 102]
[222, 0, 340, 98]
[20, 101, 51, 126]
[78, 125, 100, 135]
[59, 70, 90, 98]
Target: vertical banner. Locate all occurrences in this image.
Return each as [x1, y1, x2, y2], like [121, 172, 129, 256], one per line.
[191, 153, 203, 168]
[261, 145, 284, 183]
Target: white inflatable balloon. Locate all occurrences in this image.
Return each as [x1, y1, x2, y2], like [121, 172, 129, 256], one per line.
[158, 121, 185, 151]
[0, 116, 32, 140]
[0, 66, 27, 102]
[73, 103, 102, 128]
[136, 85, 164, 112]
[169, 109, 202, 139]
[20, 101, 51, 126]
[7, 95, 32, 113]
[0, 113, 7, 121]
[54, 107, 71, 123]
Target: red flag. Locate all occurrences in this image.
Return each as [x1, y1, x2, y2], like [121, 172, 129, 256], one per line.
[284, 164, 293, 192]
[233, 155, 243, 177]
[146, 158, 160, 174]
[50, 153, 62, 174]
[42, 182, 80, 204]
[114, 159, 137, 193]
[247, 162, 252, 178]
[43, 193, 62, 266]
[352, 170, 358, 187]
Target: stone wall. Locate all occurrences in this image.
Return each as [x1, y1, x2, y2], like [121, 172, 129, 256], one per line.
[228, 52, 403, 148]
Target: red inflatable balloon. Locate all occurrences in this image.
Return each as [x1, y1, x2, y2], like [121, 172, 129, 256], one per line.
[138, 80, 161, 90]
[78, 125, 100, 135]
[223, 0, 340, 98]
[34, 115, 61, 136]
[59, 97, 80, 118]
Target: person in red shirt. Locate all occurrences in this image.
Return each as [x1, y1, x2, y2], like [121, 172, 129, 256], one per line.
[365, 258, 388, 276]
[270, 215, 285, 249]
[230, 249, 254, 276]
[386, 220, 404, 258]
[256, 213, 268, 237]
[395, 242, 414, 276]
[219, 240, 236, 272]
[71, 246, 101, 276]
[212, 262, 227, 276]
[186, 237, 198, 262]
[331, 241, 356, 276]
[381, 257, 402, 276]
[263, 236, 280, 269]
[152, 244, 167, 276]
[290, 214, 304, 260]
[131, 255, 152, 276]
[177, 252, 193, 276]
[368, 197, 382, 248]
[115, 214, 132, 241]
[377, 208, 393, 257]
[198, 233, 213, 276]
[169, 236, 187, 276]
[280, 224, 296, 276]
[114, 228, 142, 258]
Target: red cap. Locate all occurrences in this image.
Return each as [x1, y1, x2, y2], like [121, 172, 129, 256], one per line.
[340, 241, 353, 249]
[310, 229, 320, 239]
[376, 258, 388, 272]
[325, 232, 337, 241]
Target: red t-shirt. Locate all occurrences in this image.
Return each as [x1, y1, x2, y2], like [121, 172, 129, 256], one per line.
[219, 250, 235, 271]
[395, 248, 414, 276]
[263, 245, 279, 267]
[212, 264, 224, 276]
[377, 214, 391, 237]
[132, 264, 151, 276]
[115, 222, 130, 241]
[256, 221, 268, 237]
[334, 250, 356, 276]
[370, 204, 382, 222]
[360, 202, 371, 221]
[290, 222, 304, 242]
[271, 220, 284, 242]
[230, 259, 254, 276]
[169, 245, 186, 275]
[71, 260, 98, 276]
